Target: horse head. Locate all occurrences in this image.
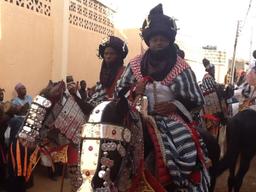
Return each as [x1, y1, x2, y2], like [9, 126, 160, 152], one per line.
[79, 96, 143, 192]
[39, 80, 66, 105]
[18, 80, 86, 148]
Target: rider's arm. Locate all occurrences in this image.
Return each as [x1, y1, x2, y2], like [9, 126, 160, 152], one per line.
[171, 67, 204, 112]
[115, 64, 137, 97]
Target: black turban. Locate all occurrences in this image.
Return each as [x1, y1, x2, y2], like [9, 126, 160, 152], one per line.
[141, 4, 177, 46]
[253, 50, 256, 59]
[98, 36, 128, 59]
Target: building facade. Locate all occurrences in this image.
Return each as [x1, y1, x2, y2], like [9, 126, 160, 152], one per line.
[0, 0, 115, 99]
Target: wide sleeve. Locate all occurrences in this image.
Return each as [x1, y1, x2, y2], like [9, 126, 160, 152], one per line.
[115, 64, 137, 97]
[170, 67, 204, 111]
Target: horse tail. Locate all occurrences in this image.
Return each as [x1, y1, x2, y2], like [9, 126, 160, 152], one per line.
[215, 118, 240, 176]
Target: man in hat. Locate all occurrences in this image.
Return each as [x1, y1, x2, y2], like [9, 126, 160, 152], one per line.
[79, 80, 88, 102]
[89, 35, 128, 106]
[12, 83, 32, 116]
[202, 58, 216, 89]
[117, 4, 210, 191]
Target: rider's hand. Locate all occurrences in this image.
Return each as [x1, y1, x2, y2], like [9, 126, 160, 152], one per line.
[134, 80, 147, 96]
[154, 101, 176, 116]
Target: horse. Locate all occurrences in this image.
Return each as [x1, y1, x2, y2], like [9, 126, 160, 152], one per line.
[7, 80, 93, 192]
[78, 95, 220, 192]
[204, 81, 256, 192]
[215, 108, 256, 192]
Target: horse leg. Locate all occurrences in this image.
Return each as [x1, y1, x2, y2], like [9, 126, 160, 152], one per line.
[215, 120, 239, 177]
[233, 150, 254, 192]
[227, 152, 239, 192]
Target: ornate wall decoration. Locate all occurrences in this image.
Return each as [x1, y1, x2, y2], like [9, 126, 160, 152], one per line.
[4, 0, 51, 16]
[69, 0, 114, 36]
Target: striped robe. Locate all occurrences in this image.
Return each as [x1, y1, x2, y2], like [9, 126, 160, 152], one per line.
[201, 73, 216, 92]
[116, 55, 210, 191]
[89, 66, 125, 106]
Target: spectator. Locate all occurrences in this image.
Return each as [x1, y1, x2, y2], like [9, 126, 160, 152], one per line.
[0, 88, 4, 104]
[12, 83, 32, 116]
[79, 80, 87, 101]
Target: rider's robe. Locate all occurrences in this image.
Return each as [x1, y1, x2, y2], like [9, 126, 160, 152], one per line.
[88, 66, 125, 106]
[116, 55, 210, 191]
[200, 73, 226, 131]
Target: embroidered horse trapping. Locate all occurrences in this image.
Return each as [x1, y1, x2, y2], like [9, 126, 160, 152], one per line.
[45, 96, 86, 145]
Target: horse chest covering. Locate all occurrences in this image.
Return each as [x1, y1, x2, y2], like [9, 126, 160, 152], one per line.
[49, 96, 86, 145]
[18, 95, 52, 143]
[203, 91, 222, 115]
[79, 101, 133, 192]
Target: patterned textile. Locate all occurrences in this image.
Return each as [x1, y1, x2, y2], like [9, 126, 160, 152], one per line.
[201, 73, 216, 93]
[200, 73, 224, 129]
[44, 95, 85, 145]
[68, 165, 83, 192]
[116, 54, 210, 191]
[40, 145, 68, 166]
[12, 95, 33, 106]
[89, 67, 125, 106]
[9, 139, 40, 182]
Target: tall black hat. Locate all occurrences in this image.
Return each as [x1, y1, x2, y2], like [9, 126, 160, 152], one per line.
[141, 4, 177, 46]
[98, 36, 128, 59]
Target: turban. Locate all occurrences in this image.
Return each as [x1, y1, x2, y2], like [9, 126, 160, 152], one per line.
[15, 83, 25, 91]
[98, 36, 128, 59]
[141, 4, 177, 46]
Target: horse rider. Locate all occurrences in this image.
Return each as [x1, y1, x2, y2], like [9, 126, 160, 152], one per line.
[88, 36, 128, 106]
[116, 4, 210, 191]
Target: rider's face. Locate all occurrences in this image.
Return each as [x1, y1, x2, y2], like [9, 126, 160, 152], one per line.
[148, 35, 170, 51]
[103, 47, 118, 65]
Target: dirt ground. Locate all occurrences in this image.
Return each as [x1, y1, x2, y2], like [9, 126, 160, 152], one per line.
[27, 157, 256, 192]
[215, 156, 256, 192]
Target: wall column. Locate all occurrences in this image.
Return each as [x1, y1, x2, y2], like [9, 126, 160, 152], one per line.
[51, 0, 69, 81]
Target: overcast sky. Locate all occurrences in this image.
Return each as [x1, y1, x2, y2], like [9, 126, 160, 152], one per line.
[100, 0, 256, 60]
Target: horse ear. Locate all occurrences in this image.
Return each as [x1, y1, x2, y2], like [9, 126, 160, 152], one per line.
[116, 96, 129, 116]
[48, 80, 53, 86]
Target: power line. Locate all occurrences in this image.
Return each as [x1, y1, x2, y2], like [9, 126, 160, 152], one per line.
[240, 0, 253, 32]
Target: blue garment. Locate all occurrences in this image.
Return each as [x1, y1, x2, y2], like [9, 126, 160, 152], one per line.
[12, 95, 32, 106]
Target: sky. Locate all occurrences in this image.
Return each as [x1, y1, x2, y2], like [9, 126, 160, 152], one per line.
[100, 0, 256, 61]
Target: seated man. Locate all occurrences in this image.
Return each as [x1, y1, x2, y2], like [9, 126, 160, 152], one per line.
[116, 4, 210, 191]
[12, 83, 32, 116]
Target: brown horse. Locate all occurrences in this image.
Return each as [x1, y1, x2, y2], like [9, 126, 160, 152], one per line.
[6, 80, 93, 192]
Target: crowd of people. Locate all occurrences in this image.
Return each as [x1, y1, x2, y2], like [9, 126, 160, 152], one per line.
[1, 3, 256, 192]
[0, 79, 95, 191]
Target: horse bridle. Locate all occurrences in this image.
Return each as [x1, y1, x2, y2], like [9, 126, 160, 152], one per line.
[18, 95, 52, 144]
[79, 101, 132, 192]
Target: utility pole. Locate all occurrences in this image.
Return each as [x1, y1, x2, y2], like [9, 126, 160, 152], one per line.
[230, 20, 241, 85]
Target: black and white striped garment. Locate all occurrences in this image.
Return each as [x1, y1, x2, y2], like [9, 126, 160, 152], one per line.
[117, 64, 204, 111]
[116, 64, 210, 191]
[201, 73, 216, 93]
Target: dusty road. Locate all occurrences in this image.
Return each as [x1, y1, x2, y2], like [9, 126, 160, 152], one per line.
[28, 157, 256, 192]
